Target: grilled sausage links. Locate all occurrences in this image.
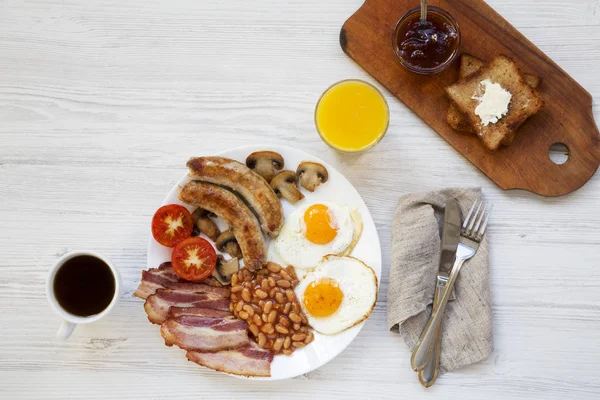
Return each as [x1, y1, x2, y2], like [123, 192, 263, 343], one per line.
[179, 181, 267, 272]
[186, 157, 284, 237]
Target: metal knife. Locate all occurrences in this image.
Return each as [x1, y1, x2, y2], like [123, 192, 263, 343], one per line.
[411, 198, 462, 382]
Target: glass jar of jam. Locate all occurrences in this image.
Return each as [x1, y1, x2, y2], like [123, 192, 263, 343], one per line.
[392, 6, 461, 75]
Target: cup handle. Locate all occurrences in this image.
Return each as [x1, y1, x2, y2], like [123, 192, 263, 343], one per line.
[57, 320, 77, 340]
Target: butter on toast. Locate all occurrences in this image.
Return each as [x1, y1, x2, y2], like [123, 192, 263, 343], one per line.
[445, 55, 544, 151]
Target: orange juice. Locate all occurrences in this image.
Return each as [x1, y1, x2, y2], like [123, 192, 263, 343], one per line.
[315, 80, 389, 152]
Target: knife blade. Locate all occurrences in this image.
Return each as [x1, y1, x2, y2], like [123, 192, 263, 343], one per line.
[411, 198, 462, 376]
[438, 198, 462, 275]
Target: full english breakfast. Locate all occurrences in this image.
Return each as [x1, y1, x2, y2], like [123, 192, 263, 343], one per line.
[136, 150, 379, 377]
[31, 0, 599, 394]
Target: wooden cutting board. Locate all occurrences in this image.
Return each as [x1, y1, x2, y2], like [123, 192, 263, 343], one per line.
[340, 0, 600, 197]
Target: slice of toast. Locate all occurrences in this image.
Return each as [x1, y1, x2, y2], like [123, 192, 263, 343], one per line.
[445, 55, 544, 151]
[461, 54, 486, 77]
[447, 54, 541, 144]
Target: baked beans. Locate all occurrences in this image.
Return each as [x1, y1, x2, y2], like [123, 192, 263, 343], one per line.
[230, 262, 314, 355]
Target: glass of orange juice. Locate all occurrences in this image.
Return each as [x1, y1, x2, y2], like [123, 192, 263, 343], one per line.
[315, 79, 389, 152]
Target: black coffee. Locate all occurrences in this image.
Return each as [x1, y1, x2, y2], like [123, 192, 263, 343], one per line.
[53, 255, 116, 317]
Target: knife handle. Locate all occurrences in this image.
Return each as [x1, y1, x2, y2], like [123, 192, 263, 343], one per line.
[411, 275, 448, 371]
[411, 256, 467, 372]
[418, 281, 444, 387]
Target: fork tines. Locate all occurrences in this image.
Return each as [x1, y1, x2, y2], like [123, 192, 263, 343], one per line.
[462, 199, 493, 242]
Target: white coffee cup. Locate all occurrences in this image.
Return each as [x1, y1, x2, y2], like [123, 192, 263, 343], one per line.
[46, 251, 121, 340]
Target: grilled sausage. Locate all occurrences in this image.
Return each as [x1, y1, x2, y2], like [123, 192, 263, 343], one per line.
[178, 181, 266, 272]
[186, 157, 284, 237]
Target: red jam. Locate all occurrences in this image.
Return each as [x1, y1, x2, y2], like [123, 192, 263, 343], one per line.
[393, 7, 460, 74]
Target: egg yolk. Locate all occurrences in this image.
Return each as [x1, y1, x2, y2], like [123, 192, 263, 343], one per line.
[303, 278, 344, 317]
[303, 204, 337, 244]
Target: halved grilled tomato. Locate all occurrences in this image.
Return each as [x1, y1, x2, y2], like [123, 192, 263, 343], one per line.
[171, 237, 217, 281]
[151, 204, 194, 247]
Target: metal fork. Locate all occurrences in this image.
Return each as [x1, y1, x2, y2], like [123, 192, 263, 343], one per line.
[411, 200, 493, 378]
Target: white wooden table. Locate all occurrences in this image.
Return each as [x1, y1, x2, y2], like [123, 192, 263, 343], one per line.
[1, 1, 599, 398]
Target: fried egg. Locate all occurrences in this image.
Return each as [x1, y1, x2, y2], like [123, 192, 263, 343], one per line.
[270, 202, 362, 269]
[294, 255, 377, 335]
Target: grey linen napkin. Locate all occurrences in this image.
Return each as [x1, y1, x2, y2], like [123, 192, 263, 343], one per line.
[387, 187, 493, 373]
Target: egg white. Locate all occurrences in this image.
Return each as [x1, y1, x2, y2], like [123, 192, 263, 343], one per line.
[271, 202, 361, 269]
[294, 255, 378, 335]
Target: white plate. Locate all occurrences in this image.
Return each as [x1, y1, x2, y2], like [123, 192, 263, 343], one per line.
[147, 145, 382, 380]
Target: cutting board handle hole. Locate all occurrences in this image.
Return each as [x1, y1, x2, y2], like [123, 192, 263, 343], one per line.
[549, 143, 570, 165]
